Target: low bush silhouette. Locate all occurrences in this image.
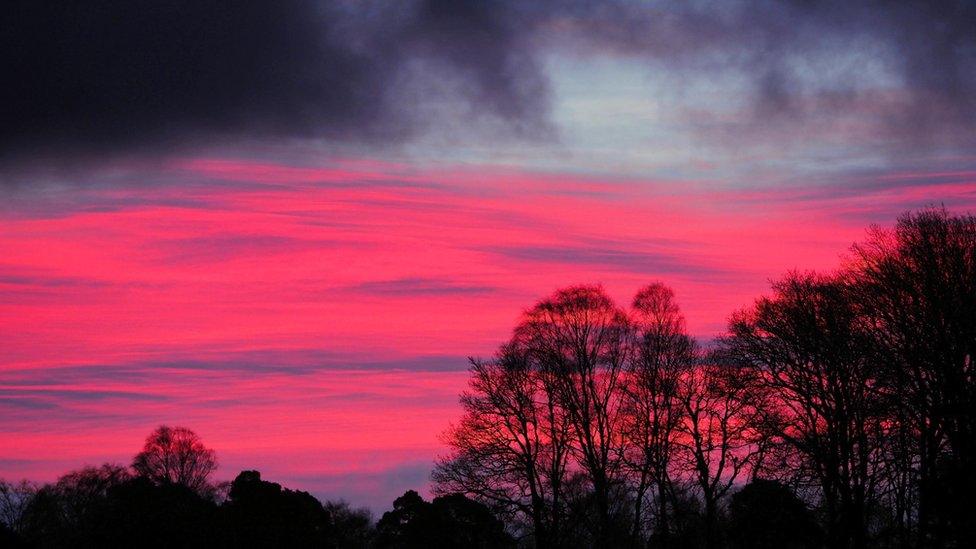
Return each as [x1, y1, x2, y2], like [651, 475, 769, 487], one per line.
[374, 490, 514, 549]
[726, 479, 821, 549]
[1, 427, 378, 548]
[222, 470, 332, 548]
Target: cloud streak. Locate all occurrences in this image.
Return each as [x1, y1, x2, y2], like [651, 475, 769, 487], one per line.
[2, 155, 974, 509]
[484, 242, 733, 278]
[349, 277, 499, 297]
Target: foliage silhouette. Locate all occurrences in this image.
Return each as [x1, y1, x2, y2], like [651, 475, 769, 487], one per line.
[324, 500, 375, 549]
[1, 428, 379, 548]
[91, 477, 218, 548]
[374, 490, 514, 548]
[221, 470, 333, 548]
[132, 425, 218, 496]
[726, 479, 821, 549]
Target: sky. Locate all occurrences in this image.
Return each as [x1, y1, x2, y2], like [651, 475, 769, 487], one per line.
[2, 0, 976, 513]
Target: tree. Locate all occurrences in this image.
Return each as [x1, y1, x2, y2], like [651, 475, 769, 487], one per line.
[50, 463, 132, 523]
[726, 479, 821, 549]
[675, 360, 764, 549]
[433, 343, 572, 548]
[94, 476, 218, 547]
[17, 464, 132, 546]
[375, 490, 514, 548]
[722, 272, 886, 549]
[323, 500, 374, 548]
[849, 207, 976, 548]
[132, 425, 217, 496]
[220, 470, 332, 548]
[621, 282, 693, 546]
[0, 479, 35, 538]
[514, 285, 630, 543]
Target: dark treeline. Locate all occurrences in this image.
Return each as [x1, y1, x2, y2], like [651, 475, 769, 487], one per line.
[2, 208, 973, 549]
[0, 425, 513, 548]
[433, 208, 975, 549]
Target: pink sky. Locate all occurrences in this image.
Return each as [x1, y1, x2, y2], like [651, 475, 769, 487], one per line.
[5, 0, 976, 519]
[2, 157, 974, 510]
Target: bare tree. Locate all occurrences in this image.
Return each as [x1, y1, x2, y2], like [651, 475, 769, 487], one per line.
[433, 208, 975, 547]
[434, 343, 572, 548]
[515, 285, 630, 543]
[621, 282, 693, 546]
[132, 425, 217, 496]
[14, 463, 131, 545]
[722, 272, 885, 549]
[0, 479, 36, 535]
[675, 360, 764, 549]
[51, 463, 131, 520]
[849, 208, 976, 548]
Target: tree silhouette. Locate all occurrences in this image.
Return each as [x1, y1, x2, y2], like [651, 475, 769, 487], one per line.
[621, 282, 694, 546]
[375, 490, 514, 548]
[722, 273, 885, 549]
[132, 425, 217, 496]
[675, 360, 764, 549]
[849, 208, 976, 548]
[433, 343, 572, 549]
[0, 479, 35, 539]
[324, 500, 375, 548]
[221, 470, 332, 548]
[93, 476, 217, 547]
[726, 479, 821, 549]
[514, 285, 630, 543]
[17, 463, 132, 547]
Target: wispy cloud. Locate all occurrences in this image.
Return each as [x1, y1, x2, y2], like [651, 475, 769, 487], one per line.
[348, 277, 499, 297]
[484, 242, 732, 278]
[2, 155, 973, 509]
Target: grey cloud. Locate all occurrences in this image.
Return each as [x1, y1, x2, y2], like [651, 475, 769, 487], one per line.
[522, 0, 976, 153]
[150, 234, 347, 265]
[2, 1, 973, 177]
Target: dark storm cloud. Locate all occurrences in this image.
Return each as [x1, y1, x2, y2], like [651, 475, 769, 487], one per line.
[0, 0, 547, 166]
[2, 1, 974, 170]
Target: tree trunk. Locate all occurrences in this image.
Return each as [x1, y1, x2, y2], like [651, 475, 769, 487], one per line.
[703, 496, 718, 549]
[657, 481, 669, 549]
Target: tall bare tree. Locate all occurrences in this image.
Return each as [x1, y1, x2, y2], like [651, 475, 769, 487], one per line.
[849, 208, 976, 548]
[722, 273, 885, 549]
[436, 209, 975, 547]
[621, 282, 693, 546]
[515, 285, 630, 543]
[675, 360, 764, 549]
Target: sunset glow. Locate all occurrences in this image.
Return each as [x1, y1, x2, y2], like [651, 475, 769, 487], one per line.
[3, 1, 976, 518]
[4, 156, 974, 509]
